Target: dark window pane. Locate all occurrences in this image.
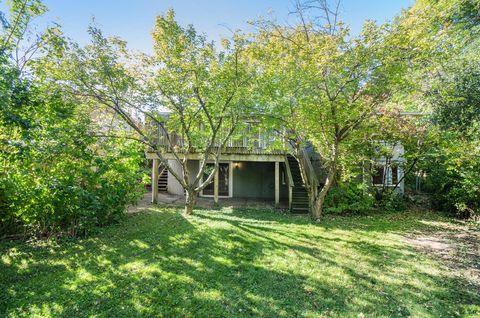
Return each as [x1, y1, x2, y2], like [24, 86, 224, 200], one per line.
[203, 163, 215, 195]
[203, 163, 229, 196]
[218, 163, 229, 196]
[372, 167, 384, 185]
[391, 166, 398, 185]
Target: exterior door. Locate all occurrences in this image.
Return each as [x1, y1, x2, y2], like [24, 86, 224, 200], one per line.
[202, 163, 230, 197]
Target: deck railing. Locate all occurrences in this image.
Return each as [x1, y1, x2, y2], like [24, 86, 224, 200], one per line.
[298, 147, 319, 197]
[284, 157, 295, 209]
[154, 125, 287, 155]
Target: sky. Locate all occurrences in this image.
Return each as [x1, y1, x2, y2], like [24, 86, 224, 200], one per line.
[3, 0, 415, 53]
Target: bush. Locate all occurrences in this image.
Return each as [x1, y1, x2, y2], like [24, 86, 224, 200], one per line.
[0, 139, 145, 237]
[324, 182, 375, 215]
[374, 189, 406, 212]
[0, 74, 145, 237]
[424, 131, 480, 220]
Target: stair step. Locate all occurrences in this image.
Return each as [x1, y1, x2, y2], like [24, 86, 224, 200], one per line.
[287, 155, 312, 214]
[291, 209, 309, 214]
[157, 166, 168, 192]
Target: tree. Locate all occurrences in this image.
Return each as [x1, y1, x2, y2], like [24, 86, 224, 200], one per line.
[391, 0, 480, 220]
[389, 0, 480, 112]
[0, 0, 144, 237]
[428, 55, 480, 131]
[56, 10, 253, 215]
[366, 109, 433, 194]
[250, 0, 403, 220]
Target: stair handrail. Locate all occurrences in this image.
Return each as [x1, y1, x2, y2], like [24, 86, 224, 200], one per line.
[284, 157, 295, 210]
[298, 148, 319, 196]
[158, 165, 167, 178]
[284, 157, 295, 188]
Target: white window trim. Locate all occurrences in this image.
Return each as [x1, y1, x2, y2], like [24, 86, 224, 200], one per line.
[200, 161, 233, 198]
[373, 165, 400, 187]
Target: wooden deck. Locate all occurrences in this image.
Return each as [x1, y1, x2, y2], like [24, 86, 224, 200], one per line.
[145, 150, 287, 162]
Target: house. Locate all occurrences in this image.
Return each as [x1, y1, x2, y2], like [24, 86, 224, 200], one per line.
[146, 124, 314, 212]
[371, 141, 406, 193]
[146, 123, 408, 213]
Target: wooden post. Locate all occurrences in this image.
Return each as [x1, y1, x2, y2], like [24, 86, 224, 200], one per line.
[214, 167, 219, 205]
[275, 161, 280, 208]
[288, 186, 292, 211]
[152, 159, 159, 204]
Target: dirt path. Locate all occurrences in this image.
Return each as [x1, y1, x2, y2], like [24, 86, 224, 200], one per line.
[127, 193, 158, 214]
[403, 218, 480, 289]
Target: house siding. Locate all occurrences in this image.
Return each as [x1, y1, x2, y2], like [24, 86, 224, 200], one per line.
[232, 161, 288, 200]
[166, 159, 288, 201]
[167, 159, 200, 196]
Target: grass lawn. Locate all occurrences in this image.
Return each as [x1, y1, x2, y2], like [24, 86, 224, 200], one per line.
[1, 206, 479, 317]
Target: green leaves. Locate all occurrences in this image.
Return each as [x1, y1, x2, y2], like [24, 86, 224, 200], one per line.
[429, 55, 480, 132]
[0, 1, 145, 237]
[150, 9, 253, 151]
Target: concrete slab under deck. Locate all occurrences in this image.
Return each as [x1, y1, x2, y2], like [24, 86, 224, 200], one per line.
[129, 192, 288, 213]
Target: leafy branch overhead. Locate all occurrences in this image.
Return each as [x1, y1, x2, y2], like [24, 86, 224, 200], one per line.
[52, 9, 254, 214]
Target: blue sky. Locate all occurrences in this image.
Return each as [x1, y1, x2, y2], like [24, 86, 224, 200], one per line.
[3, 0, 415, 53]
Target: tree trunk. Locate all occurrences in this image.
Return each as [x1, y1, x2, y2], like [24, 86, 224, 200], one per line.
[184, 189, 197, 215]
[311, 168, 335, 221]
[311, 142, 338, 221]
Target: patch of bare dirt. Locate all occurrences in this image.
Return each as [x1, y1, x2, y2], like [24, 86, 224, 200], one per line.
[403, 219, 480, 289]
[127, 193, 158, 214]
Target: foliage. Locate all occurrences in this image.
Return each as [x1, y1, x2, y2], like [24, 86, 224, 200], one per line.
[1, 206, 479, 317]
[323, 182, 374, 215]
[429, 55, 480, 132]
[390, 0, 480, 109]
[0, 76, 145, 236]
[374, 189, 407, 212]
[250, 3, 407, 219]
[424, 53, 480, 220]
[0, 0, 144, 237]
[54, 9, 254, 214]
[420, 128, 480, 220]
[396, 0, 480, 220]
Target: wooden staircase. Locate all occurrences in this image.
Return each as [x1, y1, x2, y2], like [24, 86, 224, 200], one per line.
[158, 166, 168, 192]
[286, 155, 310, 214]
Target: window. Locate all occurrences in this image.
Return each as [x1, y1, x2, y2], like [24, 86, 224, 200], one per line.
[372, 166, 384, 185]
[391, 166, 398, 185]
[372, 165, 399, 186]
[201, 162, 231, 197]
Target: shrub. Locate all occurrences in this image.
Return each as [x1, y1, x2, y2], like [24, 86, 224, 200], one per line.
[374, 189, 406, 212]
[324, 182, 375, 215]
[0, 74, 145, 237]
[424, 130, 480, 220]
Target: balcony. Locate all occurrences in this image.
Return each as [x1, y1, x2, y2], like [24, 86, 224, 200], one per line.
[151, 125, 288, 156]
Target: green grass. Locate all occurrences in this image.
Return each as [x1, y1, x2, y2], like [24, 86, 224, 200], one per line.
[1, 207, 479, 317]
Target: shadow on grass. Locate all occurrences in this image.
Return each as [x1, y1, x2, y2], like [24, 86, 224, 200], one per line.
[0, 207, 479, 317]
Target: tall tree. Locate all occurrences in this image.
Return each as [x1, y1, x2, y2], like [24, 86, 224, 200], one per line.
[251, 1, 402, 220]
[401, 0, 480, 219]
[0, 0, 143, 237]
[56, 10, 253, 214]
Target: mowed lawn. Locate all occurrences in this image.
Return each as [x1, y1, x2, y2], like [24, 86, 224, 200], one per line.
[1, 207, 479, 318]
